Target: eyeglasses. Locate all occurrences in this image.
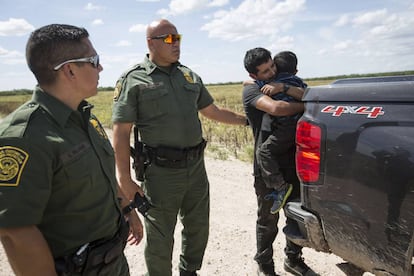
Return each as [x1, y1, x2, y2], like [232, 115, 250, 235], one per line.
[149, 34, 182, 44]
[53, 54, 100, 71]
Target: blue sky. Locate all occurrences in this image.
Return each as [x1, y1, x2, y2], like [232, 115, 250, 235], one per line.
[1, 0, 413, 91]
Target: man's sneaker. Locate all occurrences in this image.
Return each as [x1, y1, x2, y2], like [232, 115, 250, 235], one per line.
[284, 257, 318, 276]
[264, 184, 293, 214]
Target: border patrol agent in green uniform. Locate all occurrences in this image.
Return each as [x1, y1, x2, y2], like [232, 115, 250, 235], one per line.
[112, 19, 247, 276]
[0, 24, 143, 276]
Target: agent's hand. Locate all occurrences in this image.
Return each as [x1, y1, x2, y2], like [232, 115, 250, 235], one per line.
[120, 178, 145, 200]
[125, 211, 144, 245]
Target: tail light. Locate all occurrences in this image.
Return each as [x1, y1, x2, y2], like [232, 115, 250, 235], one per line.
[296, 121, 322, 183]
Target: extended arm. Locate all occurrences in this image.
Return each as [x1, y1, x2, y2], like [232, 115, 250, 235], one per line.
[0, 226, 56, 276]
[199, 103, 246, 125]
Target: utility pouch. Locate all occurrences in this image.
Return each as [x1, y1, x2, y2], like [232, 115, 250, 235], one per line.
[82, 218, 129, 275]
[130, 126, 149, 182]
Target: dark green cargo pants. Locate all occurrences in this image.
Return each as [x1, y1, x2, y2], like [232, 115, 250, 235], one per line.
[143, 156, 209, 276]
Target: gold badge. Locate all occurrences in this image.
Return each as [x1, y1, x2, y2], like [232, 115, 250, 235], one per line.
[0, 146, 29, 187]
[183, 72, 194, 83]
[90, 117, 108, 139]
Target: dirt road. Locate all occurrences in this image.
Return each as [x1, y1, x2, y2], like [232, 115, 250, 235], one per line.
[0, 156, 375, 275]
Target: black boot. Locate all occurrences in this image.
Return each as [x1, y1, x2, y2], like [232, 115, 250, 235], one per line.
[283, 257, 318, 276]
[257, 262, 278, 276]
[179, 269, 198, 276]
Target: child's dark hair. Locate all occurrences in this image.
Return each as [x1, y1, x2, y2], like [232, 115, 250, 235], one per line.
[273, 51, 297, 74]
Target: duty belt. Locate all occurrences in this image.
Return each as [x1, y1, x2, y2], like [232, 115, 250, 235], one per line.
[55, 218, 129, 275]
[145, 139, 207, 169]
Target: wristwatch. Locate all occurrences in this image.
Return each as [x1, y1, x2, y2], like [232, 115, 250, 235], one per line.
[122, 203, 135, 215]
[282, 83, 290, 93]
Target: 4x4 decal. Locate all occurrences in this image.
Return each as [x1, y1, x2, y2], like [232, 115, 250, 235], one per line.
[321, 105, 385, 118]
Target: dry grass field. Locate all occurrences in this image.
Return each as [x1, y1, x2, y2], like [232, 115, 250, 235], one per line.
[0, 80, 330, 161]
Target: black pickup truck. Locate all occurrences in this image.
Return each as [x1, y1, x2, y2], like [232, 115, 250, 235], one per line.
[284, 75, 414, 276]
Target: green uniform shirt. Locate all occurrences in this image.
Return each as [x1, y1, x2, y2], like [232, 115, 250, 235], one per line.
[0, 87, 121, 257]
[112, 55, 214, 148]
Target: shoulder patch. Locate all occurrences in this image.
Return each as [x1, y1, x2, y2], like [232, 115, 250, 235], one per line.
[113, 81, 122, 101]
[0, 146, 29, 187]
[113, 63, 143, 102]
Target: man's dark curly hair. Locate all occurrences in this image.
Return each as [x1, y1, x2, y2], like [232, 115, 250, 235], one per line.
[244, 47, 272, 75]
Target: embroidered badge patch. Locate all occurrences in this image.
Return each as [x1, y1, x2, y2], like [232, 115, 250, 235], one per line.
[90, 117, 108, 139]
[0, 146, 29, 187]
[183, 72, 194, 83]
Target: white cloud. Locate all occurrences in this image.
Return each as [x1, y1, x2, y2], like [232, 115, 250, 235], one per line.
[333, 40, 353, 51]
[2, 58, 25, 65]
[0, 47, 22, 58]
[0, 18, 34, 36]
[92, 19, 104, 26]
[159, 0, 207, 16]
[317, 48, 327, 55]
[158, 0, 229, 16]
[157, 9, 169, 16]
[0, 46, 8, 56]
[136, 0, 160, 2]
[0, 46, 24, 65]
[115, 40, 132, 47]
[318, 27, 335, 40]
[334, 14, 350, 27]
[322, 7, 414, 61]
[209, 0, 230, 7]
[268, 36, 295, 53]
[129, 24, 147, 33]
[85, 3, 103, 11]
[201, 0, 305, 41]
[352, 9, 388, 27]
